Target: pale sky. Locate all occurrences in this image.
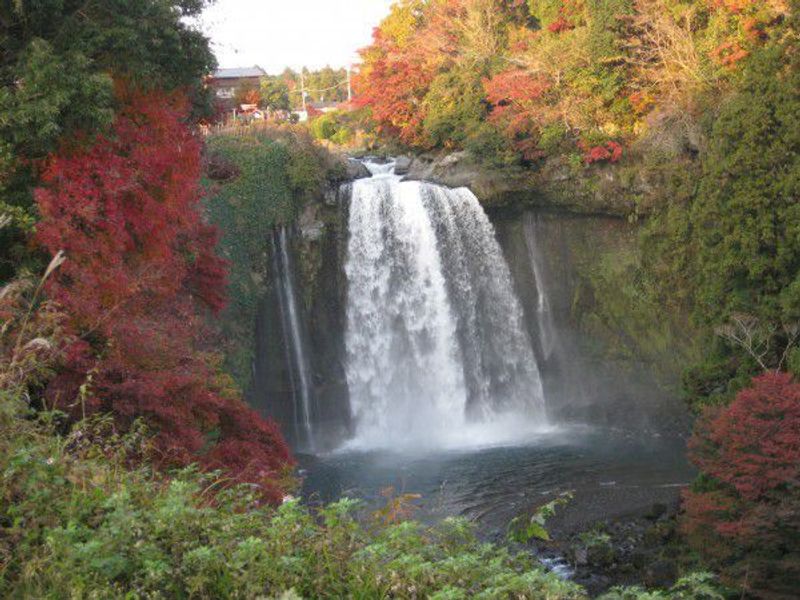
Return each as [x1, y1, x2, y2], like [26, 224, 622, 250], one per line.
[199, 0, 395, 74]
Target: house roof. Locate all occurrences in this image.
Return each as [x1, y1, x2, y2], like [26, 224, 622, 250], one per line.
[212, 66, 266, 80]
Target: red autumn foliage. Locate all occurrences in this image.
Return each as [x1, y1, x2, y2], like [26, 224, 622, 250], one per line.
[485, 70, 550, 111]
[354, 0, 464, 146]
[579, 140, 623, 164]
[305, 103, 323, 119]
[484, 69, 551, 160]
[354, 28, 438, 146]
[548, 16, 575, 33]
[682, 372, 800, 596]
[35, 90, 293, 503]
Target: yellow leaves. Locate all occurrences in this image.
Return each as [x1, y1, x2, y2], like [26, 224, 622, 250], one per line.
[372, 486, 422, 526]
[380, 0, 426, 48]
[458, 0, 509, 62]
[601, 121, 622, 136]
[633, 118, 649, 137]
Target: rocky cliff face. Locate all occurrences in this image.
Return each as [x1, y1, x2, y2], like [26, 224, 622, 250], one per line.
[248, 183, 353, 451]
[246, 145, 699, 450]
[493, 209, 693, 432]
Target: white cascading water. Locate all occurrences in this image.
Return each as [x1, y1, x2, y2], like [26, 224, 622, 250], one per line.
[275, 226, 315, 450]
[344, 163, 548, 450]
[521, 213, 589, 414]
[522, 213, 558, 361]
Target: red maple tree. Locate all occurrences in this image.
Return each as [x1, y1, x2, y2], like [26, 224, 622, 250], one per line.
[578, 140, 623, 164]
[354, 29, 439, 146]
[35, 90, 293, 503]
[682, 372, 800, 596]
[354, 0, 464, 147]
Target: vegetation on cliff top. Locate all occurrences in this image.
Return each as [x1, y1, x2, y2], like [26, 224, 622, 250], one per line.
[354, 0, 786, 167]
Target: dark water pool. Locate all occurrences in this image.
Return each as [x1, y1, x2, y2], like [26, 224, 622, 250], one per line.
[300, 426, 694, 540]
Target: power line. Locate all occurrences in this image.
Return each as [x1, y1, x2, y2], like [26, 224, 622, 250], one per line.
[288, 78, 349, 96]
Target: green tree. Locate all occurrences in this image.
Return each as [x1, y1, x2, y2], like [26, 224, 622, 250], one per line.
[688, 20, 800, 326]
[422, 68, 487, 147]
[260, 77, 291, 111]
[642, 6, 800, 407]
[0, 0, 216, 280]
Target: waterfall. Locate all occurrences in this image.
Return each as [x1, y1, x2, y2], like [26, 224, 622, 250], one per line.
[343, 164, 547, 450]
[521, 213, 589, 417]
[273, 226, 315, 450]
[523, 214, 558, 361]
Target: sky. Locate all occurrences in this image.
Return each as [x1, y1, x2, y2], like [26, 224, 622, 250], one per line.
[199, 0, 395, 74]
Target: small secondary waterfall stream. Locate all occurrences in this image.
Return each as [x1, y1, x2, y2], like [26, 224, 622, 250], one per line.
[272, 226, 315, 450]
[523, 214, 559, 362]
[344, 163, 547, 450]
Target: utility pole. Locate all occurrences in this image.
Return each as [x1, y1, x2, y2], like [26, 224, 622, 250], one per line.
[300, 70, 307, 112]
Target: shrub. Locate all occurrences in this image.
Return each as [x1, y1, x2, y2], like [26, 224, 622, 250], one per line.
[597, 572, 724, 599]
[0, 407, 589, 599]
[309, 112, 339, 141]
[682, 372, 800, 597]
[579, 140, 623, 164]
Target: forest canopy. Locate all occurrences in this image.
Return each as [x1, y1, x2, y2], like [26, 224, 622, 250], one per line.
[355, 0, 788, 165]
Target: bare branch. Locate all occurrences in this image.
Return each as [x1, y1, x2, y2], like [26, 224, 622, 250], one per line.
[715, 313, 771, 372]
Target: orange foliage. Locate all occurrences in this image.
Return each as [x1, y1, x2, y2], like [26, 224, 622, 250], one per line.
[241, 88, 261, 106]
[708, 0, 757, 13]
[629, 91, 655, 115]
[711, 41, 750, 67]
[354, 0, 466, 146]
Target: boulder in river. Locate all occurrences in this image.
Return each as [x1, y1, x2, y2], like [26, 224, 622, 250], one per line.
[393, 155, 413, 175]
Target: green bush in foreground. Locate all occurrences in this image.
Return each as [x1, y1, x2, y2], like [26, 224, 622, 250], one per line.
[0, 409, 584, 599]
[0, 405, 724, 599]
